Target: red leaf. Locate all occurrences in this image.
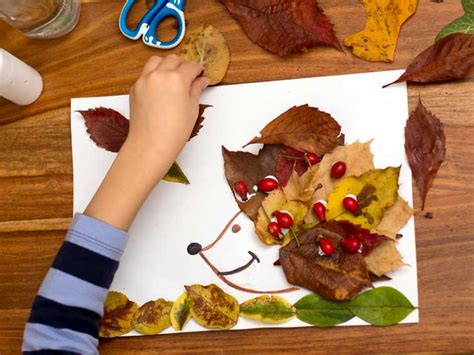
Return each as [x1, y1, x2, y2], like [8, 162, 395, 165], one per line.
[79, 105, 211, 153]
[384, 33, 474, 87]
[275, 145, 308, 187]
[222, 144, 281, 220]
[190, 104, 212, 140]
[219, 0, 341, 56]
[79, 107, 129, 153]
[246, 105, 342, 156]
[405, 99, 446, 210]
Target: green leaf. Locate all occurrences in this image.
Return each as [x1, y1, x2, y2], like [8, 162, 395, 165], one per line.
[436, 0, 474, 41]
[346, 286, 415, 326]
[240, 295, 295, 323]
[163, 162, 190, 184]
[294, 293, 354, 327]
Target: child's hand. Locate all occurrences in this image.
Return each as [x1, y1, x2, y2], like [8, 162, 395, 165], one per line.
[126, 55, 209, 173]
[85, 55, 209, 231]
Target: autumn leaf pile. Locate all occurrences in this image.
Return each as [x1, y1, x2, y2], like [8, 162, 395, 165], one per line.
[100, 284, 415, 337]
[223, 105, 414, 301]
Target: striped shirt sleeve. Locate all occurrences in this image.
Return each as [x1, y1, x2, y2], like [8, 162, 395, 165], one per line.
[22, 213, 129, 354]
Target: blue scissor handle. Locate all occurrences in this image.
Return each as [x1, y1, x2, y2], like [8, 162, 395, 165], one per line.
[119, 0, 185, 49]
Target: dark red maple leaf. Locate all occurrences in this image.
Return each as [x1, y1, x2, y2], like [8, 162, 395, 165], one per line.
[275, 145, 309, 187]
[219, 0, 341, 56]
[405, 99, 446, 210]
[79, 105, 211, 153]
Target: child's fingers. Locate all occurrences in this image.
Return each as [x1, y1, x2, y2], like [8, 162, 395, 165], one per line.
[158, 54, 183, 71]
[190, 77, 210, 103]
[142, 56, 162, 76]
[178, 61, 204, 82]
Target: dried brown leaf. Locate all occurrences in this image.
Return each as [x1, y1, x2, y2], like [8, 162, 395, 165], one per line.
[405, 99, 446, 210]
[246, 105, 342, 156]
[375, 197, 413, 239]
[219, 0, 341, 56]
[364, 240, 404, 276]
[385, 33, 474, 86]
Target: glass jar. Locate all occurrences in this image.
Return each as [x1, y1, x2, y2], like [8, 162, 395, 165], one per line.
[0, 0, 81, 39]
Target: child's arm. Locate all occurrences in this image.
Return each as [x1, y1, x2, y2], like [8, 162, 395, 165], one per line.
[22, 55, 208, 354]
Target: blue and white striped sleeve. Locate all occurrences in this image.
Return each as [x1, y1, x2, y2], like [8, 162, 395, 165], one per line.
[22, 213, 129, 354]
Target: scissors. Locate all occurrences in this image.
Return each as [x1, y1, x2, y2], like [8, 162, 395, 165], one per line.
[119, 0, 186, 49]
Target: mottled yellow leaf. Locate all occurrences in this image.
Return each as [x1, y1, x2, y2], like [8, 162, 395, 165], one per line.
[186, 284, 239, 330]
[134, 298, 173, 335]
[343, 0, 418, 62]
[255, 189, 308, 245]
[163, 162, 190, 185]
[375, 197, 413, 239]
[240, 295, 295, 323]
[365, 240, 404, 276]
[326, 167, 400, 229]
[179, 25, 230, 85]
[170, 292, 192, 331]
[99, 291, 138, 338]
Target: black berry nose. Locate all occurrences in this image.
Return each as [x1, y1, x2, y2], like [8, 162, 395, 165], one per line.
[187, 242, 202, 255]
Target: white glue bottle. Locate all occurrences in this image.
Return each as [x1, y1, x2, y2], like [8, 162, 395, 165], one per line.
[0, 49, 43, 105]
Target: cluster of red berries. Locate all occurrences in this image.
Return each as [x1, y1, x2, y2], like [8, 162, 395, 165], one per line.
[268, 210, 294, 240]
[233, 176, 279, 201]
[317, 236, 362, 256]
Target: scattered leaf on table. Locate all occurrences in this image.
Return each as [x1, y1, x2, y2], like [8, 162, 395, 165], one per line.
[222, 145, 281, 220]
[436, 0, 474, 41]
[255, 189, 308, 245]
[170, 292, 192, 331]
[294, 293, 354, 327]
[186, 284, 239, 329]
[375, 197, 413, 240]
[246, 105, 342, 156]
[99, 291, 139, 338]
[326, 167, 400, 229]
[179, 25, 230, 85]
[279, 227, 372, 301]
[405, 99, 446, 210]
[240, 295, 295, 323]
[219, 0, 341, 56]
[385, 33, 474, 87]
[364, 240, 404, 276]
[79, 106, 212, 185]
[343, 0, 418, 62]
[276, 146, 309, 187]
[346, 286, 415, 325]
[134, 299, 173, 335]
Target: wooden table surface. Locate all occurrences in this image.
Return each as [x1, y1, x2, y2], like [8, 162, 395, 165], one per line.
[1, 0, 473, 353]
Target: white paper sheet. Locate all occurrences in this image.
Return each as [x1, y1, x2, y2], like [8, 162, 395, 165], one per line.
[71, 70, 418, 335]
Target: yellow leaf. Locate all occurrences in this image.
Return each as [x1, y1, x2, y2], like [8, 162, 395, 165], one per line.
[240, 295, 295, 323]
[179, 25, 230, 85]
[99, 291, 138, 338]
[255, 189, 308, 245]
[186, 284, 239, 330]
[326, 167, 400, 229]
[375, 197, 413, 239]
[365, 240, 404, 276]
[163, 162, 190, 185]
[343, 0, 418, 62]
[134, 298, 173, 335]
[170, 292, 192, 331]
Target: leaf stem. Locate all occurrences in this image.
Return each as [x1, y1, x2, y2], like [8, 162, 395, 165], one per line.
[289, 227, 300, 247]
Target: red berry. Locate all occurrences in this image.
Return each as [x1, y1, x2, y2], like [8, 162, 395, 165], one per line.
[258, 177, 279, 192]
[331, 161, 346, 179]
[319, 238, 334, 255]
[312, 200, 326, 221]
[267, 222, 281, 239]
[340, 237, 361, 254]
[343, 194, 359, 214]
[273, 211, 293, 228]
[306, 152, 321, 166]
[233, 181, 248, 201]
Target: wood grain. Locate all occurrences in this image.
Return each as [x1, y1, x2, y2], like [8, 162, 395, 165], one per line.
[0, 0, 473, 353]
